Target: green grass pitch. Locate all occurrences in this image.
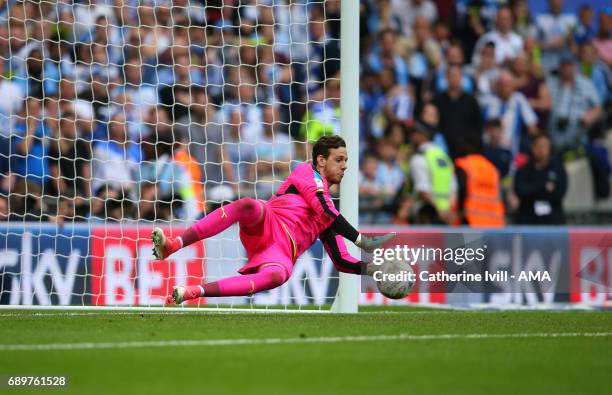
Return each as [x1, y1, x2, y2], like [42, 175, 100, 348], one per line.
[0, 307, 610, 395]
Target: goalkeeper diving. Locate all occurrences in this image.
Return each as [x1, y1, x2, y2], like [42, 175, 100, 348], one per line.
[153, 135, 396, 304]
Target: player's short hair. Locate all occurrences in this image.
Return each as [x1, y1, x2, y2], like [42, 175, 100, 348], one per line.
[312, 135, 346, 161]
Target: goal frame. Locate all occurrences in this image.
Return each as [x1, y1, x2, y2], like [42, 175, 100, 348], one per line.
[0, 1, 361, 314]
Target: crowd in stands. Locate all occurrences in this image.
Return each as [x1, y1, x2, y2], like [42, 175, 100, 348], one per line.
[0, 0, 609, 226]
[358, 0, 611, 226]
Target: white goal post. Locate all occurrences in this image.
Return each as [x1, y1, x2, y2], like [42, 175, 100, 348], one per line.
[333, 0, 360, 313]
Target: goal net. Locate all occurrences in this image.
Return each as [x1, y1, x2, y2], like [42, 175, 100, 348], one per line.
[0, 0, 349, 311]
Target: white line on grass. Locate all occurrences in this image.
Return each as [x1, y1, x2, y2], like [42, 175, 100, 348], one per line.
[1, 332, 610, 352]
[0, 305, 330, 314]
[0, 311, 455, 317]
[0, 312, 262, 317]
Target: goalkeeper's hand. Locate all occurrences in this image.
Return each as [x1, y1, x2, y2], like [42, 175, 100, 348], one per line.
[355, 232, 397, 253]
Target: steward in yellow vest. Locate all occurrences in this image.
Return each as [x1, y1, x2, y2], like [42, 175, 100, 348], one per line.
[408, 123, 456, 224]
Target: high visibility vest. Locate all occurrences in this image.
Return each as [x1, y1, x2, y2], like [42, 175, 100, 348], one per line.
[174, 149, 205, 214]
[299, 105, 341, 143]
[455, 154, 505, 227]
[423, 145, 454, 212]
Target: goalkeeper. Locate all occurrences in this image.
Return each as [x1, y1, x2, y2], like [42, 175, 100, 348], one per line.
[153, 135, 396, 304]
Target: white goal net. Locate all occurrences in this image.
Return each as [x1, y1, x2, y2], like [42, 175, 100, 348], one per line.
[0, 0, 347, 310]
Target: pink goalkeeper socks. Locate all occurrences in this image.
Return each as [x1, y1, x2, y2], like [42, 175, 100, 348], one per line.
[180, 198, 264, 247]
[180, 265, 288, 300]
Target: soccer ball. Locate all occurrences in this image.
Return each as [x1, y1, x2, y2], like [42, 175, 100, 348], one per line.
[375, 260, 415, 299]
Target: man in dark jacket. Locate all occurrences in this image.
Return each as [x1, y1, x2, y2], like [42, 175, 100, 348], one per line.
[513, 134, 567, 224]
[433, 65, 483, 159]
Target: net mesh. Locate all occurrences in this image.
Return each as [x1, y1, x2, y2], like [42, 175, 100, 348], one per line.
[0, 0, 342, 309]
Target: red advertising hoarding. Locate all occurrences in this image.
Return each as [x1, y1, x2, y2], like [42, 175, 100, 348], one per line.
[91, 227, 205, 305]
[569, 230, 612, 304]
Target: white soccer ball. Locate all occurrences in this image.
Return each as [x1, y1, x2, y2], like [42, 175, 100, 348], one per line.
[375, 260, 415, 299]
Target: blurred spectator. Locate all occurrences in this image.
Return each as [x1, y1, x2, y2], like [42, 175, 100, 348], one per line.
[42, 37, 64, 98]
[483, 119, 513, 179]
[8, 97, 51, 220]
[376, 138, 405, 216]
[72, 0, 113, 42]
[408, 123, 456, 224]
[418, 102, 448, 154]
[300, 79, 341, 143]
[305, 12, 340, 94]
[120, 55, 158, 123]
[401, 16, 443, 103]
[257, 43, 293, 110]
[480, 71, 539, 155]
[89, 13, 123, 65]
[511, 0, 537, 38]
[432, 19, 451, 54]
[131, 5, 171, 68]
[472, 7, 524, 66]
[547, 56, 602, 153]
[593, 9, 612, 65]
[223, 72, 264, 144]
[364, 69, 414, 140]
[159, 53, 201, 122]
[138, 105, 173, 146]
[89, 41, 120, 88]
[359, 152, 386, 224]
[513, 134, 567, 225]
[474, 41, 502, 96]
[323, 0, 342, 39]
[0, 195, 6, 221]
[573, 4, 595, 46]
[365, 0, 403, 38]
[47, 111, 92, 219]
[20, 48, 45, 99]
[511, 52, 552, 129]
[90, 185, 131, 222]
[275, 0, 309, 64]
[433, 43, 475, 95]
[433, 65, 483, 158]
[91, 112, 140, 207]
[85, 73, 114, 122]
[0, 57, 25, 124]
[360, 70, 386, 145]
[367, 28, 409, 86]
[138, 133, 199, 222]
[56, 78, 95, 134]
[455, 142, 505, 227]
[384, 121, 412, 175]
[254, 105, 293, 200]
[222, 108, 257, 195]
[381, 69, 415, 126]
[535, 0, 576, 71]
[391, 0, 438, 37]
[577, 42, 612, 106]
[454, 0, 497, 61]
[174, 89, 224, 190]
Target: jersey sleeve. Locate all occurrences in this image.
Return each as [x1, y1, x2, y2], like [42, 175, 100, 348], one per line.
[320, 228, 365, 275]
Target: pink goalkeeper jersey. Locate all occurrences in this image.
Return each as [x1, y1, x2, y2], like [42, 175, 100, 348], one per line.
[266, 162, 340, 258]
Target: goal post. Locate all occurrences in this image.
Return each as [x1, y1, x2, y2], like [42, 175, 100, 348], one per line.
[332, 0, 360, 314]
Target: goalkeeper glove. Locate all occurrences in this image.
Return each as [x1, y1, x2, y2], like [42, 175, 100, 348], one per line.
[355, 232, 397, 253]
